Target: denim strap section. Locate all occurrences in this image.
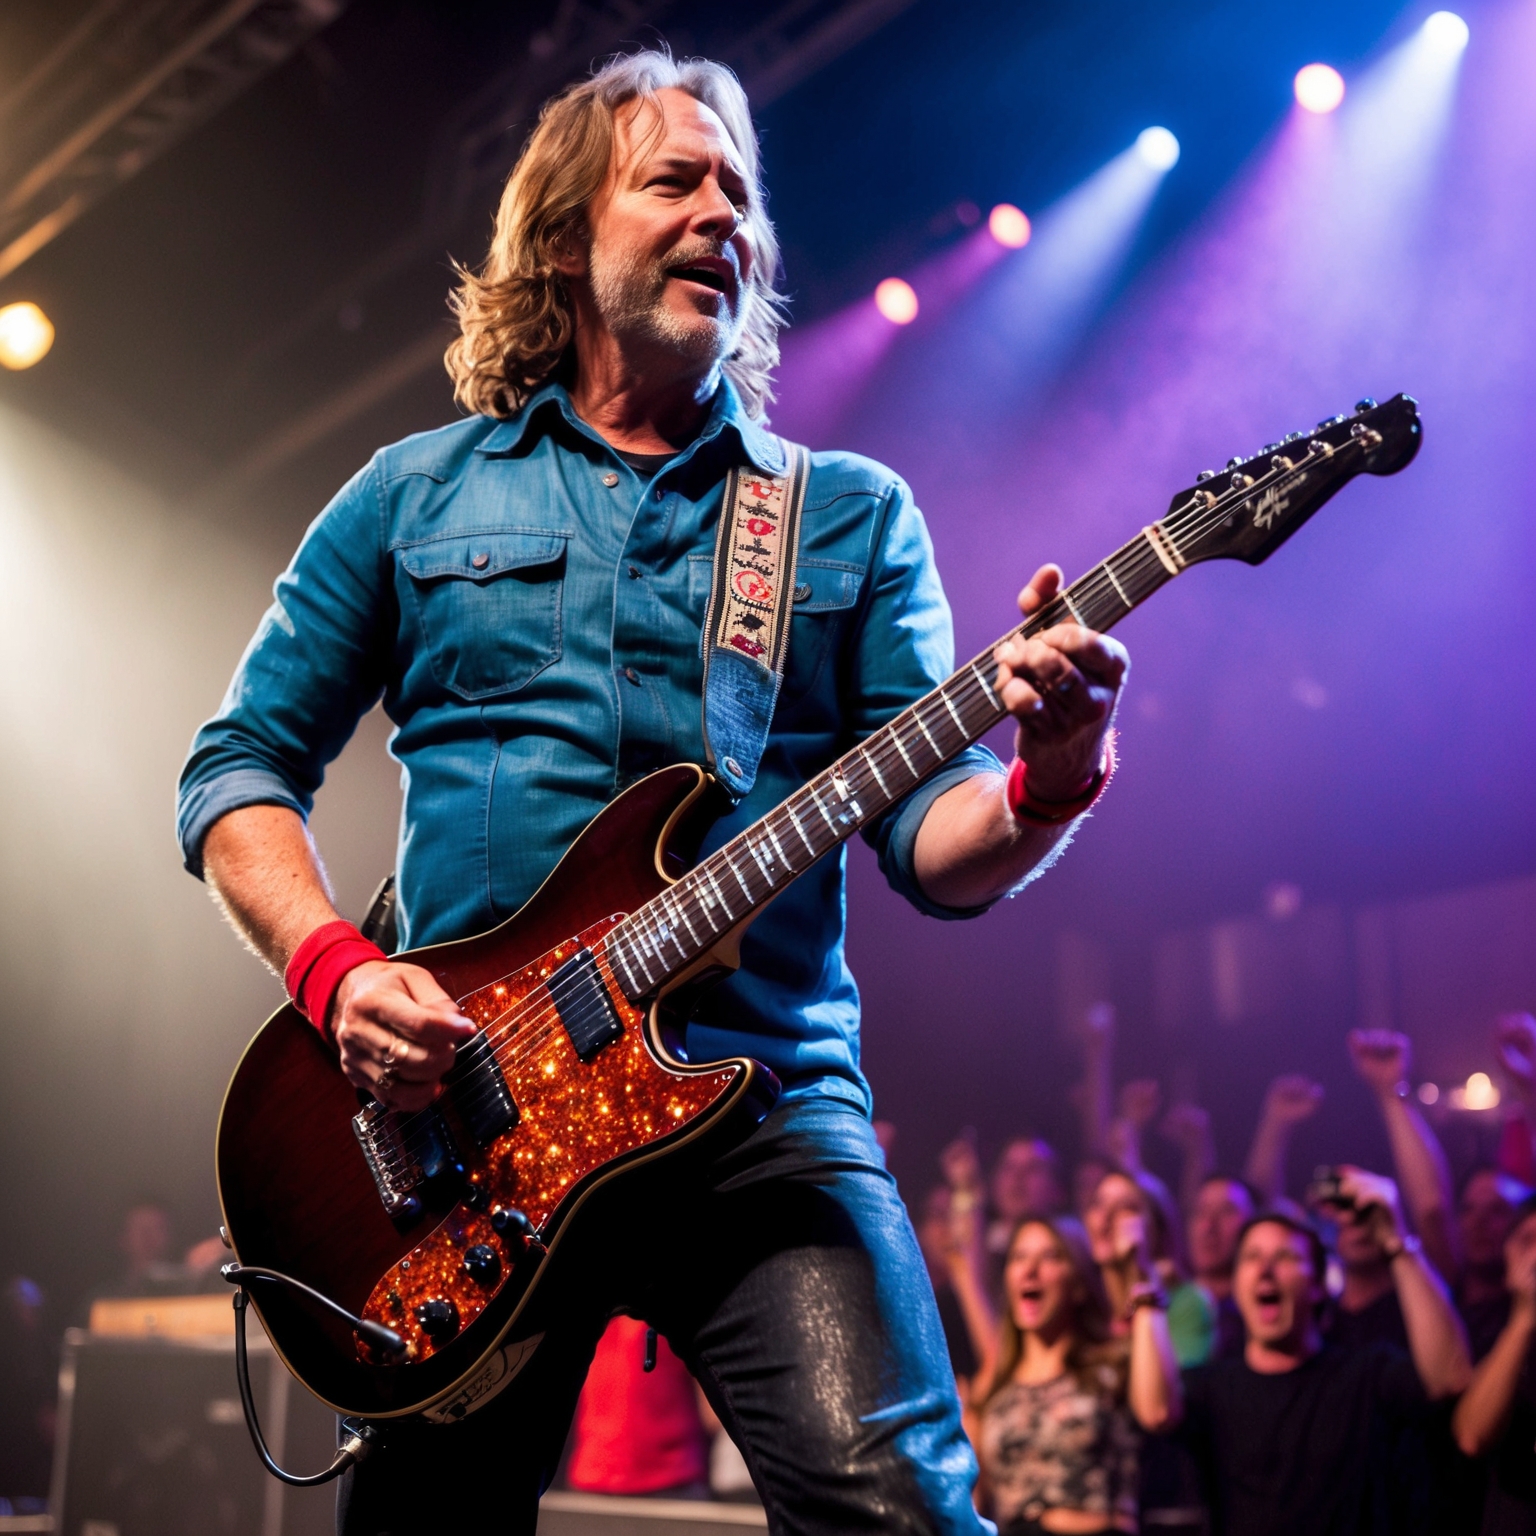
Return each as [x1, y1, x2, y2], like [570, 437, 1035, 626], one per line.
[701, 440, 810, 801]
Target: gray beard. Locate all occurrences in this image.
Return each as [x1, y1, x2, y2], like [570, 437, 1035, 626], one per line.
[587, 237, 743, 376]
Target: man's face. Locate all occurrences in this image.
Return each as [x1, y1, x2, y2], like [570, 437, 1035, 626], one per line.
[121, 1204, 171, 1270]
[1461, 1170, 1520, 1270]
[581, 87, 754, 380]
[1334, 1209, 1387, 1271]
[1189, 1178, 1254, 1281]
[991, 1139, 1061, 1222]
[1233, 1221, 1322, 1352]
[917, 1187, 951, 1274]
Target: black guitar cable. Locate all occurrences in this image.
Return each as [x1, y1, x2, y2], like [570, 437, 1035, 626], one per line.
[223, 1261, 401, 1486]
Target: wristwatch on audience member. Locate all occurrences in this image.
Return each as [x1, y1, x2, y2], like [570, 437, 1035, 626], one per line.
[1381, 1232, 1422, 1261]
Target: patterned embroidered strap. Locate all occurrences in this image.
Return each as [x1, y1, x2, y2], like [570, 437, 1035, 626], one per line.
[699, 441, 811, 801]
[707, 444, 810, 674]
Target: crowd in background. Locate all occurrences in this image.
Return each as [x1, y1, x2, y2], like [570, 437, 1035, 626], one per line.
[554, 1007, 1536, 1535]
[9, 1014, 1536, 1532]
[913, 1009, 1536, 1535]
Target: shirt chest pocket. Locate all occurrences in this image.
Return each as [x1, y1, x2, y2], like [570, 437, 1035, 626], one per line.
[781, 559, 864, 699]
[397, 530, 567, 700]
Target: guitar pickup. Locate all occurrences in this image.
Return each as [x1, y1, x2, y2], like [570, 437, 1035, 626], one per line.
[549, 948, 624, 1062]
[444, 1032, 520, 1146]
[352, 1103, 462, 1220]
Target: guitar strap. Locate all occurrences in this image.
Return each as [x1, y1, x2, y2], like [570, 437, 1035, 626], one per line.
[700, 440, 811, 803]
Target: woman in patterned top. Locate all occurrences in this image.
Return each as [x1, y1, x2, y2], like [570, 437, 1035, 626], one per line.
[959, 1214, 1182, 1535]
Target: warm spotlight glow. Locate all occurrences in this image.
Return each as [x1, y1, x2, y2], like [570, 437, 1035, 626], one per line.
[1294, 63, 1346, 114]
[0, 302, 54, 370]
[1422, 11, 1470, 52]
[1460, 1072, 1500, 1111]
[874, 277, 919, 324]
[988, 203, 1032, 248]
[1135, 127, 1180, 171]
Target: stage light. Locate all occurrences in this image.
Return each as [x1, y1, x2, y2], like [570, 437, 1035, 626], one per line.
[1461, 1072, 1500, 1111]
[874, 277, 919, 324]
[1422, 11, 1469, 52]
[1135, 127, 1180, 171]
[988, 203, 1031, 249]
[1417, 1082, 1439, 1105]
[1294, 63, 1346, 114]
[0, 301, 54, 369]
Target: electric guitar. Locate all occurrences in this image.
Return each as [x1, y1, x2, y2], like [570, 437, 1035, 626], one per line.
[216, 394, 1422, 1421]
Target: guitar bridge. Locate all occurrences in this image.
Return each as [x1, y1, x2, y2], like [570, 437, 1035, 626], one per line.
[353, 1102, 462, 1220]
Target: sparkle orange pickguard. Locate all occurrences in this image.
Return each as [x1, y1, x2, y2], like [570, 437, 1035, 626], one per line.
[358, 916, 737, 1361]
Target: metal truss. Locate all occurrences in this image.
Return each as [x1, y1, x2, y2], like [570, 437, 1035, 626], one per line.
[0, 0, 345, 282]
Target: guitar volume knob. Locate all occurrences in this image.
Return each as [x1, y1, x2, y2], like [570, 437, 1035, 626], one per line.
[463, 1243, 501, 1285]
[491, 1205, 534, 1242]
[415, 1297, 460, 1340]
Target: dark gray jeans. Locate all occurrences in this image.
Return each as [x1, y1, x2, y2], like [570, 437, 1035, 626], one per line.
[337, 1098, 984, 1536]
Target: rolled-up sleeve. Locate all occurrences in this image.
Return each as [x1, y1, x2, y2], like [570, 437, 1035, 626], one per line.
[853, 477, 1004, 920]
[176, 458, 392, 878]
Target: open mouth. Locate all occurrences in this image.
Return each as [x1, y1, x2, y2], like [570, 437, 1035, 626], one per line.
[1252, 1283, 1283, 1320]
[668, 258, 734, 295]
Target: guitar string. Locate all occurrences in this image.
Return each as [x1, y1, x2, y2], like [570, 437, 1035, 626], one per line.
[384, 434, 1369, 1155]
[383, 434, 1371, 1158]
[375, 433, 1374, 1164]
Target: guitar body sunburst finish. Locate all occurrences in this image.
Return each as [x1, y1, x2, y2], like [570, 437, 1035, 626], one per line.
[215, 763, 778, 1420]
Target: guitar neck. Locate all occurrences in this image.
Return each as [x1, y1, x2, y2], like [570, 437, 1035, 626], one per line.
[601, 517, 1184, 1002]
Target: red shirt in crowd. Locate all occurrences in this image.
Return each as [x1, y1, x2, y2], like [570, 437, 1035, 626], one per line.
[567, 1315, 709, 1495]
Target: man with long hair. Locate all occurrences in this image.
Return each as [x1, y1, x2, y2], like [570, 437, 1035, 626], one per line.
[179, 49, 1126, 1535]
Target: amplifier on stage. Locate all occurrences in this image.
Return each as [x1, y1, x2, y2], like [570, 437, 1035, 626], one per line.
[49, 1298, 337, 1536]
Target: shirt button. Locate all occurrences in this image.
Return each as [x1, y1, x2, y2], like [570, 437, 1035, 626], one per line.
[627, 564, 641, 580]
[471, 552, 489, 569]
[653, 487, 665, 501]
[602, 472, 619, 487]
[624, 667, 641, 686]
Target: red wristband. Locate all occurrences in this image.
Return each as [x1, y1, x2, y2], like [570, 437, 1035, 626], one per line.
[284, 920, 387, 1041]
[1006, 731, 1118, 825]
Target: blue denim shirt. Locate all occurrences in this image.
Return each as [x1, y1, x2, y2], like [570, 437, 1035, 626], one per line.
[178, 381, 999, 1111]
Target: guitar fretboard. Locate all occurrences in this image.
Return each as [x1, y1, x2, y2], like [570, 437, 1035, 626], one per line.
[601, 520, 1184, 1002]
[600, 422, 1378, 1001]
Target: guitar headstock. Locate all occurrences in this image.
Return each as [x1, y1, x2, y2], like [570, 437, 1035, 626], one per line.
[1164, 394, 1422, 567]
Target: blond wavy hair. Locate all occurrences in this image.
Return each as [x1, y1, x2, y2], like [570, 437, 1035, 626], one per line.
[446, 49, 786, 420]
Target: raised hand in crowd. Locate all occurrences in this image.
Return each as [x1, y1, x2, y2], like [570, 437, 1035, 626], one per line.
[1347, 1028, 1460, 1284]
[1495, 1012, 1536, 1110]
[1243, 1073, 1324, 1203]
[1315, 1165, 1471, 1398]
[936, 1133, 998, 1382]
[1160, 1099, 1217, 1222]
[1454, 1196, 1536, 1458]
[1107, 1078, 1161, 1173]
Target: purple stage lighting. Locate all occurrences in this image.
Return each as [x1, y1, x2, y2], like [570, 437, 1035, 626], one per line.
[874, 277, 919, 324]
[1295, 63, 1346, 114]
[988, 203, 1032, 248]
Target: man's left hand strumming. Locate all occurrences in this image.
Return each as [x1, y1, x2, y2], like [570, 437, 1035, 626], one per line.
[913, 560, 1129, 910]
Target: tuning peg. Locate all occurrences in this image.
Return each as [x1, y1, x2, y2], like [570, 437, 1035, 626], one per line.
[1261, 442, 1282, 453]
[1226, 456, 1245, 470]
[1283, 431, 1306, 443]
[1316, 414, 1347, 429]
[1195, 469, 1217, 482]
[1354, 397, 1377, 413]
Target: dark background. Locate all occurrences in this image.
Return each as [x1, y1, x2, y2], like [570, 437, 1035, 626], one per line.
[0, 0, 1531, 1322]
